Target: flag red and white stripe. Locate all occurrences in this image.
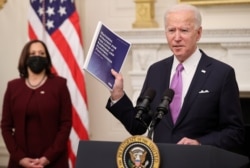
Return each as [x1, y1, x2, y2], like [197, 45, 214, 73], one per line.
[28, 0, 89, 167]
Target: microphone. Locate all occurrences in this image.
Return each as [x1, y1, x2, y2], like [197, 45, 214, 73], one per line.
[147, 88, 174, 139]
[135, 88, 156, 121]
[155, 88, 174, 120]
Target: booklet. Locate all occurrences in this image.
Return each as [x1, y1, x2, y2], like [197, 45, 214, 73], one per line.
[83, 21, 131, 91]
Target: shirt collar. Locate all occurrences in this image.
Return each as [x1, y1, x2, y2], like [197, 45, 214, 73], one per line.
[172, 48, 202, 73]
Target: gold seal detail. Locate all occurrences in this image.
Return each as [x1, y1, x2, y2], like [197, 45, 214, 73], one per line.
[117, 135, 160, 168]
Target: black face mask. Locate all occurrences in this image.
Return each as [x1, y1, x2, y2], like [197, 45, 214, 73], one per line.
[26, 56, 48, 74]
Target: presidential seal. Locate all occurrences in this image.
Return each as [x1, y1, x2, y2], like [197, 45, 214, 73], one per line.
[117, 135, 160, 168]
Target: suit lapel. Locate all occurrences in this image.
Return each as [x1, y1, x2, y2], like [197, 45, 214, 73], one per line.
[165, 59, 175, 127]
[159, 57, 175, 127]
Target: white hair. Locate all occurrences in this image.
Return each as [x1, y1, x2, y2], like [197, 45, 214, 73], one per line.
[164, 4, 202, 29]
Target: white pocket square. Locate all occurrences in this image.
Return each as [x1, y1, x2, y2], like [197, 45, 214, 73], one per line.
[199, 90, 210, 94]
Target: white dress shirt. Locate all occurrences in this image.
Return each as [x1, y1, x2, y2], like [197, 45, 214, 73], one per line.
[170, 48, 202, 107]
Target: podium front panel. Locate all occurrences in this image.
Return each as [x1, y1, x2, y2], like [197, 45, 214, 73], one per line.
[76, 140, 120, 168]
[76, 140, 249, 168]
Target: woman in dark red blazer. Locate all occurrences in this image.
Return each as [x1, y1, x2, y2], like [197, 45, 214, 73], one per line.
[1, 40, 72, 168]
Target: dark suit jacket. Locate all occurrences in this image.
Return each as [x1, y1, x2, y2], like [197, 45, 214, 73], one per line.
[106, 50, 245, 151]
[1, 76, 72, 168]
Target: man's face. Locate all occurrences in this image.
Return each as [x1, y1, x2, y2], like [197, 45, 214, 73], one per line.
[165, 10, 202, 62]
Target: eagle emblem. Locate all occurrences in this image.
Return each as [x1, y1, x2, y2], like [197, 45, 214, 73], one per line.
[116, 135, 160, 168]
[129, 147, 148, 168]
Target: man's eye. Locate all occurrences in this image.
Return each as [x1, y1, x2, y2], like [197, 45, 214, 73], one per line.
[167, 29, 175, 33]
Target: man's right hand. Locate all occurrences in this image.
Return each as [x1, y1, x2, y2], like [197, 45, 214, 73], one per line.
[110, 69, 124, 101]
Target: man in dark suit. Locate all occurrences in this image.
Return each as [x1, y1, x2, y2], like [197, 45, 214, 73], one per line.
[106, 4, 245, 151]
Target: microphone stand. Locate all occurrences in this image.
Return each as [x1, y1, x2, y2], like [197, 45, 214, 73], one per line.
[147, 107, 169, 140]
[146, 88, 174, 140]
[147, 118, 157, 140]
[147, 113, 163, 140]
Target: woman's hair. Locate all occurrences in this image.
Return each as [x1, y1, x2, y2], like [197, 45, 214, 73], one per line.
[18, 39, 53, 78]
[164, 4, 202, 30]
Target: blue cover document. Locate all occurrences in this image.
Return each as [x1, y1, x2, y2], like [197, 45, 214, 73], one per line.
[83, 21, 131, 90]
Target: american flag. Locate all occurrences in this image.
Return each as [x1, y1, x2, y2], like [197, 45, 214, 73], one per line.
[28, 0, 89, 167]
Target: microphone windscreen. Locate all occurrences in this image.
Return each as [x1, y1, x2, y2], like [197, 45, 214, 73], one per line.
[163, 88, 174, 102]
[143, 88, 156, 101]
